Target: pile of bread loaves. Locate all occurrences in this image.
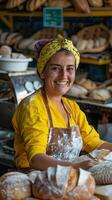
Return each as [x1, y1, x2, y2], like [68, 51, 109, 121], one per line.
[0, 165, 100, 200]
[67, 78, 112, 102]
[0, 45, 29, 59]
[1, 0, 111, 12]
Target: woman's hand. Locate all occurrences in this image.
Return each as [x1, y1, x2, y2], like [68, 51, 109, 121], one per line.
[72, 159, 98, 170]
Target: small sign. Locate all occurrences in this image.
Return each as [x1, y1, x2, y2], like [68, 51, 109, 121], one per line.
[43, 7, 63, 28]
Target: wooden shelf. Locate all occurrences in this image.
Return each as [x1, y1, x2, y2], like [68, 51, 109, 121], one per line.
[0, 7, 112, 18]
[80, 57, 111, 65]
[0, 8, 111, 30]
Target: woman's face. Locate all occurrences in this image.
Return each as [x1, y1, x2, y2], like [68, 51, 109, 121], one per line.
[40, 51, 76, 97]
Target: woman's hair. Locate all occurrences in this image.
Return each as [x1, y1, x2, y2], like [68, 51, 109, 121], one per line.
[58, 48, 74, 55]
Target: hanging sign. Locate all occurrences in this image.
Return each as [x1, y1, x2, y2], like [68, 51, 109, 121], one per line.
[43, 7, 63, 28]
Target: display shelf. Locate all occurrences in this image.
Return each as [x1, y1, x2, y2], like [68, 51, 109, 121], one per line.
[0, 7, 112, 17]
[0, 7, 112, 29]
[80, 57, 111, 65]
[66, 96, 112, 116]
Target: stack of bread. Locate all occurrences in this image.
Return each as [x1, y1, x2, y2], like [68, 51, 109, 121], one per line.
[1, 0, 112, 12]
[67, 78, 112, 102]
[0, 165, 96, 200]
[0, 31, 23, 46]
[0, 45, 29, 59]
[67, 78, 97, 98]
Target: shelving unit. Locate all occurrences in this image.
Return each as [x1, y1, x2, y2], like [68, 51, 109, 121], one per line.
[0, 7, 112, 30]
[0, 7, 112, 95]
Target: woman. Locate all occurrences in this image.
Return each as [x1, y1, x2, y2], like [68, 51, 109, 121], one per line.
[12, 35, 112, 171]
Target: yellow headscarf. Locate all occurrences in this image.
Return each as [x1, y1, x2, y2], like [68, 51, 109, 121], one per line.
[36, 35, 80, 74]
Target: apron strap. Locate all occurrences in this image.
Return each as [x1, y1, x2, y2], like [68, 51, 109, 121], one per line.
[41, 88, 53, 127]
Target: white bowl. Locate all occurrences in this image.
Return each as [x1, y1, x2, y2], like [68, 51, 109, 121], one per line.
[0, 57, 33, 72]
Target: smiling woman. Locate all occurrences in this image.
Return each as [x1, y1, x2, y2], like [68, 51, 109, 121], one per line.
[40, 50, 76, 98]
[12, 35, 112, 172]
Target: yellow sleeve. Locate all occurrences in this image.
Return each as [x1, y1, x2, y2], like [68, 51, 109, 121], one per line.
[67, 100, 105, 152]
[13, 94, 49, 162]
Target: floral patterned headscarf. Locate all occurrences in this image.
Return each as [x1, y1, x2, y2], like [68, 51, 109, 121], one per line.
[34, 35, 80, 75]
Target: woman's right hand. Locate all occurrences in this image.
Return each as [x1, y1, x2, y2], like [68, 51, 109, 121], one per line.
[72, 159, 98, 170]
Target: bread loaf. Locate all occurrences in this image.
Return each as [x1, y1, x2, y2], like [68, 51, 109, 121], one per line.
[32, 165, 95, 200]
[6, 0, 26, 9]
[67, 84, 88, 97]
[88, 0, 103, 7]
[89, 161, 112, 185]
[0, 171, 31, 200]
[45, 0, 71, 8]
[0, 45, 12, 55]
[76, 78, 96, 90]
[26, 0, 46, 11]
[89, 89, 111, 101]
[71, 0, 90, 13]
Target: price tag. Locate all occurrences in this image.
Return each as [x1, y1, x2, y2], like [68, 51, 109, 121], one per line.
[43, 7, 63, 28]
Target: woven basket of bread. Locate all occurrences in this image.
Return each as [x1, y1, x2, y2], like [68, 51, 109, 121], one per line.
[75, 24, 110, 53]
[104, 0, 112, 6]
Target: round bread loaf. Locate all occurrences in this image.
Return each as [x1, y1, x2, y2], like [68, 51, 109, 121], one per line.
[0, 45, 12, 56]
[89, 88, 111, 101]
[67, 84, 88, 97]
[0, 171, 31, 200]
[32, 165, 95, 200]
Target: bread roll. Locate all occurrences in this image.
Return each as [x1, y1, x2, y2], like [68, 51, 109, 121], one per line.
[5, 32, 21, 45]
[71, 0, 90, 13]
[32, 165, 95, 200]
[45, 0, 71, 8]
[0, 32, 9, 45]
[76, 39, 88, 52]
[17, 38, 34, 50]
[76, 78, 96, 90]
[6, 0, 26, 9]
[26, 0, 46, 11]
[67, 84, 88, 97]
[0, 45, 12, 55]
[0, 171, 31, 200]
[89, 89, 111, 101]
[88, 0, 103, 7]
[89, 161, 112, 185]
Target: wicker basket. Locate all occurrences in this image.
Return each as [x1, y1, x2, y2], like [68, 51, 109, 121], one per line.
[104, 0, 112, 6]
[76, 24, 110, 53]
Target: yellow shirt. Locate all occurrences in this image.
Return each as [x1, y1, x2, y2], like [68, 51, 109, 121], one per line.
[12, 89, 104, 168]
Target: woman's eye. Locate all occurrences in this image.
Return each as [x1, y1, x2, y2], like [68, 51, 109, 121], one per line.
[51, 66, 60, 71]
[67, 67, 74, 71]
